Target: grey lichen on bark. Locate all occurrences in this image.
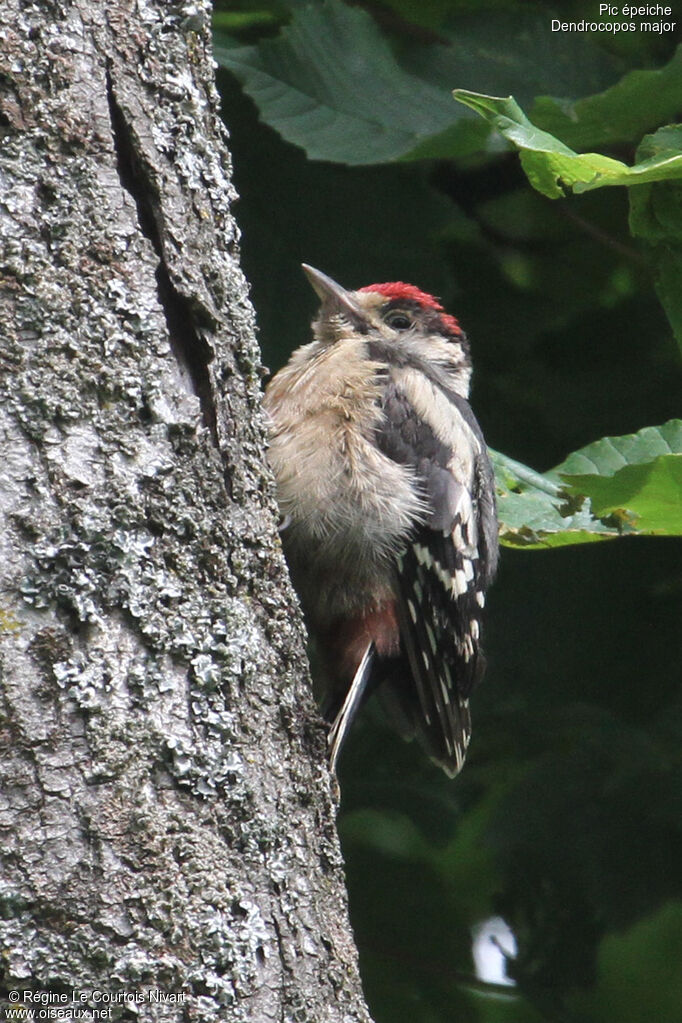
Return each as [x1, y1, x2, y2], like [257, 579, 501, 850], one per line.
[0, 1, 372, 1020]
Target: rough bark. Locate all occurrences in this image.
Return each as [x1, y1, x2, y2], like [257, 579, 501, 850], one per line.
[0, 1, 372, 1020]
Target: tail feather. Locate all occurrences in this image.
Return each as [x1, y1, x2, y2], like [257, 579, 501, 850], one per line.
[328, 642, 375, 773]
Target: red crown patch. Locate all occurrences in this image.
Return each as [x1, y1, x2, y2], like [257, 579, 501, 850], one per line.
[358, 282, 461, 336]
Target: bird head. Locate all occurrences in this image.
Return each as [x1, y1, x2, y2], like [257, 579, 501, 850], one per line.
[302, 264, 471, 393]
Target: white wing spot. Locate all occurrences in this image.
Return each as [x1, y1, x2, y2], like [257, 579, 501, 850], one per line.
[433, 562, 456, 594]
[453, 569, 467, 596]
[414, 544, 433, 568]
[460, 635, 474, 661]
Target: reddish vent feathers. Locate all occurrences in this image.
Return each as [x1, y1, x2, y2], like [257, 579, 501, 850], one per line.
[358, 281, 462, 336]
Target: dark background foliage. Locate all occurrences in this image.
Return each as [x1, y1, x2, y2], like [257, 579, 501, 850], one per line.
[215, 2, 682, 1019]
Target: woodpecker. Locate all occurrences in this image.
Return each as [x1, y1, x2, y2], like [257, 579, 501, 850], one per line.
[264, 265, 499, 777]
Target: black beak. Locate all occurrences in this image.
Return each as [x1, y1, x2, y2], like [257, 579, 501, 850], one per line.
[302, 264, 367, 326]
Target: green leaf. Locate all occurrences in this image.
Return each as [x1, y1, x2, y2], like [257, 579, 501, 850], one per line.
[492, 421, 682, 546]
[214, 1, 459, 165]
[565, 902, 682, 1023]
[562, 457, 682, 535]
[532, 45, 682, 152]
[214, 1, 621, 166]
[552, 420, 682, 477]
[653, 245, 682, 355]
[629, 126, 682, 355]
[453, 91, 682, 198]
[491, 450, 620, 549]
[558, 420, 682, 535]
[400, 9, 620, 125]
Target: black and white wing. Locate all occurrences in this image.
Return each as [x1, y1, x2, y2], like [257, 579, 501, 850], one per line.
[375, 378, 499, 776]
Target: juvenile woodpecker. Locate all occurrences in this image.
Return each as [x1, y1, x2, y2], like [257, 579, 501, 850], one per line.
[264, 265, 499, 776]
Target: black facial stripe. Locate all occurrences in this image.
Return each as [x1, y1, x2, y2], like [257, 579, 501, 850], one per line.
[366, 339, 477, 434]
[382, 298, 465, 343]
[383, 298, 423, 314]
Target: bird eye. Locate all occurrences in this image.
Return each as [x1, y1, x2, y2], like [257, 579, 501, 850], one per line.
[384, 311, 413, 331]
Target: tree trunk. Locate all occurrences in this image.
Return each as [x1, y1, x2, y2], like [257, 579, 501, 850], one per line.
[0, 2, 372, 1020]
